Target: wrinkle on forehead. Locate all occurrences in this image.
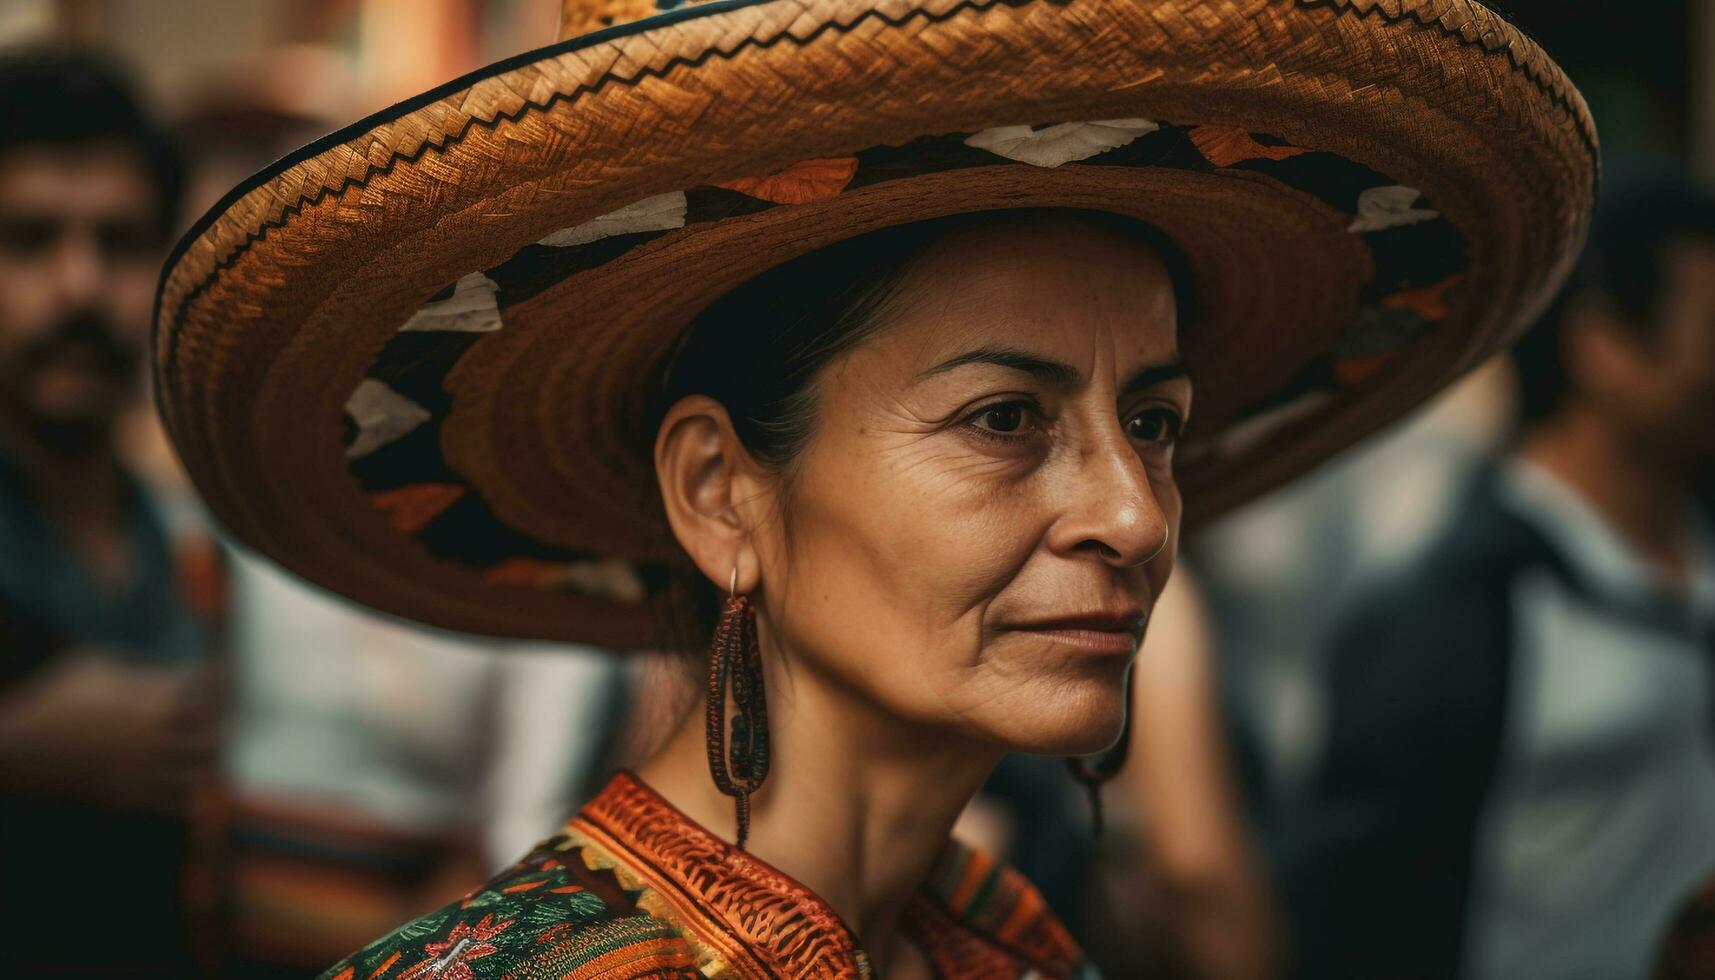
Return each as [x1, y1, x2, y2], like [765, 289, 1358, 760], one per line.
[842, 214, 1183, 390]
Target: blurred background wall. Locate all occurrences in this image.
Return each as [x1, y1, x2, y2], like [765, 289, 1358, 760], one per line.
[0, 0, 560, 121]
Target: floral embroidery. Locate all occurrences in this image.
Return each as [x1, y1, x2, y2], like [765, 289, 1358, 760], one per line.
[400, 914, 513, 980]
[318, 773, 1086, 979]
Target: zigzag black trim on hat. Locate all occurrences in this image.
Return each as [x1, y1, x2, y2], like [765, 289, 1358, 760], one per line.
[341, 119, 1466, 590]
[152, 0, 1065, 396]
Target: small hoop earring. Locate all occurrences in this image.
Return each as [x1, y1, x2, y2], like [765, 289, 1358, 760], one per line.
[705, 564, 770, 850]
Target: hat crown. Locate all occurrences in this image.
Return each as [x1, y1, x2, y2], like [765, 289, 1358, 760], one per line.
[559, 0, 722, 39]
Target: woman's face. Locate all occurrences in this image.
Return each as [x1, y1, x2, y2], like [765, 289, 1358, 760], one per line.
[752, 216, 1189, 755]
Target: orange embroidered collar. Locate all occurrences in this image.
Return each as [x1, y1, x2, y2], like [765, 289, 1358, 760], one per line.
[562, 771, 1085, 978]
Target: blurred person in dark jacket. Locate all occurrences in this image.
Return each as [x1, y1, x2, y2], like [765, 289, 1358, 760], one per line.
[0, 48, 215, 977]
[1284, 169, 1715, 980]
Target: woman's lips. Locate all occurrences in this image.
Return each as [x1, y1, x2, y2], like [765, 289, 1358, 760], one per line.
[1021, 627, 1140, 655]
[1006, 612, 1147, 655]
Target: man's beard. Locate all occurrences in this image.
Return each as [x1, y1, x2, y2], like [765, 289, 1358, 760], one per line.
[0, 308, 142, 454]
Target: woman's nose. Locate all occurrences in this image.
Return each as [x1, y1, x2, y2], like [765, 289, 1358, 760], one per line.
[1047, 430, 1170, 568]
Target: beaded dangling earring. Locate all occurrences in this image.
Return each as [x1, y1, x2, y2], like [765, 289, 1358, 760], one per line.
[705, 566, 770, 850]
[1066, 664, 1135, 837]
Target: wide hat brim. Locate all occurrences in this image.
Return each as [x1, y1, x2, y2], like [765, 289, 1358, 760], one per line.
[155, 0, 1596, 647]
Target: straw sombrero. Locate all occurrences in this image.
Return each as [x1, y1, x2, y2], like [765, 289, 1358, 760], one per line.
[154, 0, 1596, 646]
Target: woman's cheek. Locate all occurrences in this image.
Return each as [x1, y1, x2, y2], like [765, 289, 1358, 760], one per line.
[914, 504, 1050, 640]
[786, 421, 1045, 658]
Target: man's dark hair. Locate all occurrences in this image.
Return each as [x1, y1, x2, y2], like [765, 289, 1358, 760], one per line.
[0, 47, 183, 239]
[1513, 166, 1715, 424]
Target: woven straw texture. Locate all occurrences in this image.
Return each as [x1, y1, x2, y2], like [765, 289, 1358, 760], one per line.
[153, 0, 1595, 644]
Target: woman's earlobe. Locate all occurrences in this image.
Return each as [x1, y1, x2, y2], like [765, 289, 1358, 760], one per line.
[655, 395, 756, 587]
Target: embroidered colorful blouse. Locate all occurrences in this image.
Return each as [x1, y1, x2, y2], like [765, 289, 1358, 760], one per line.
[320, 771, 1091, 979]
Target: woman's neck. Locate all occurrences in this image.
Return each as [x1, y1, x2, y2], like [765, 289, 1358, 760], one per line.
[633, 656, 1003, 974]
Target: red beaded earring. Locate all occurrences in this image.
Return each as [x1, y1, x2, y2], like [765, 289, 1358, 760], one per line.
[1066, 664, 1135, 836]
[705, 567, 770, 850]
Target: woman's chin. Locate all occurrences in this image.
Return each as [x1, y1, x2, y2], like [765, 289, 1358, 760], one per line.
[1044, 721, 1129, 757]
[991, 693, 1129, 756]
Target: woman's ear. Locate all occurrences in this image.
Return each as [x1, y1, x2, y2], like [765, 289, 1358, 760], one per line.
[654, 395, 765, 593]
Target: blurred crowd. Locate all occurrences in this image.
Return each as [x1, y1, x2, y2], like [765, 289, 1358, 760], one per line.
[1, 1, 1712, 978]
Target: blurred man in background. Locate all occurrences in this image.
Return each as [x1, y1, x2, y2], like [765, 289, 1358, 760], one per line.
[0, 48, 216, 976]
[1286, 169, 1715, 980]
[162, 88, 628, 978]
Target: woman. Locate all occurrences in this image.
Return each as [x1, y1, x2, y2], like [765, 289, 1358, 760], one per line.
[150, 0, 1594, 975]
[1102, 569, 1282, 979]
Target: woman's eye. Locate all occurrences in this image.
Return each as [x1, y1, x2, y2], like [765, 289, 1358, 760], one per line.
[978, 403, 1025, 433]
[1126, 407, 1183, 443]
[960, 400, 1041, 441]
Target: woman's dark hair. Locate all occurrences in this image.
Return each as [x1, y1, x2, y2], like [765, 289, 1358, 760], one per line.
[653, 207, 1193, 648]
[661, 207, 1194, 468]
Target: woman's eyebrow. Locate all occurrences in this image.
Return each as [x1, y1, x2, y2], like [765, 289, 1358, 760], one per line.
[915, 346, 1080, 387]
[1120, 360, 1189, 396]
